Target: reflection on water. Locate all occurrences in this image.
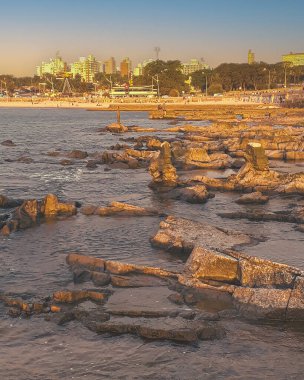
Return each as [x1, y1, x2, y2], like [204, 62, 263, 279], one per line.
[0, 108, 304, 379]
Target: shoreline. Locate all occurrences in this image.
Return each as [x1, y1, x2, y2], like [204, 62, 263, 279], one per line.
[0, 99, 277, 111]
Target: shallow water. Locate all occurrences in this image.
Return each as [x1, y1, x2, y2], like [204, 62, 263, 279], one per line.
[0, 108, 304, 379]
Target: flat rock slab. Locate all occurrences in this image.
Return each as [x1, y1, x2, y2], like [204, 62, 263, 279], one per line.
[92, 316, 225, 343]
[105, 286, 191, 315]
[150, 215, 252, 254]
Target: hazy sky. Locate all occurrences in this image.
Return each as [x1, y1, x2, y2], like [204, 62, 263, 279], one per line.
[0, 0, 303, 76]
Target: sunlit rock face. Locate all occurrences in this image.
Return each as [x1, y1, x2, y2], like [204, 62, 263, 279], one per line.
[149, 142, 178, 189]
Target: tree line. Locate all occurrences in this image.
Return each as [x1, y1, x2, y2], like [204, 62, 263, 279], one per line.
[1, 61, 304, 96]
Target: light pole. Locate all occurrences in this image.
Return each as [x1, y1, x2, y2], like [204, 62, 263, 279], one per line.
[283, 62, 290, 89]
[202, 72, 208, 96]
[263, 68, 271, 90]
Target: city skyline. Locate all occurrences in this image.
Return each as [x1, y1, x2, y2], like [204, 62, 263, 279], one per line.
[0, 0, 304, 76]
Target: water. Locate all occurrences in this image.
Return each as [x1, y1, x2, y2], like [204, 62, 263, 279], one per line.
[0, 108, 303, 379]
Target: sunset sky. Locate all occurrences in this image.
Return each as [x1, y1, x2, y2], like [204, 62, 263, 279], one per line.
[0, 0, 303, 76]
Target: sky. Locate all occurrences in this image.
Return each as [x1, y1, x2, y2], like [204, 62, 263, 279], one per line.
[0, 0, 303, 76]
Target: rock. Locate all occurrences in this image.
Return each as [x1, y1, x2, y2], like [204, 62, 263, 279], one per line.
[1, 194, 77, 235]
[149, 142, 178, 189]
[235, 191, 269, 204]
[17, 156, 33, 164]
[150, 216, 252, 254]
[239, 256, 300, 288]
[0, 195, 23, 208]
[80, 204, 98, 215]
[105, 260, 178, 279]
[219, 207, 304, 224]
[47, 151, 61, 157]
[96, 202, 159, 217]
[66, 253, 105, 272]
[233, 287, 291, 320]
[67, 150, 88, 159]
[40, 194, 76, 217]
[86, 160, 98, 169]
[184, 147, 211, 163]
[53, 290, 109, 304]
[110, 274, 168, 287]
[170, 185, 214, 204]
[168, 293, 185, 305]
[91, 272, 111, 286]
[1, 140, 16, 147]
[245, 142, 269, 171]
[185, 247, 239, 284]
[286, 289, 304, 320]
[106, 123, 128, 133]
[60, 159, 74, 166]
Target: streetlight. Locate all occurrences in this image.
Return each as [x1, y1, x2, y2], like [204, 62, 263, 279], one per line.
[152, 75, 160, 99]
[263, 68, 271, 90]
[202, 72, 208, 96]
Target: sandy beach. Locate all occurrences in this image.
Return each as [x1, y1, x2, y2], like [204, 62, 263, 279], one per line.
[0, 97, 270, 111]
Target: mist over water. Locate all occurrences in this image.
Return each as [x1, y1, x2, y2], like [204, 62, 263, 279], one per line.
[0, 108, 303, 379]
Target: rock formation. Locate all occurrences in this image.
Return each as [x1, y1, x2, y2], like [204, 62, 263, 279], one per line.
[0, 194, 77, 235]
[151, 216, 304, 321]
[149, 141, 178, 189]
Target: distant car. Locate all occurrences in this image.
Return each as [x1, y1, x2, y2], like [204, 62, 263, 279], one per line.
[213, 93, 223, 97]
[161, 95, 169, 98]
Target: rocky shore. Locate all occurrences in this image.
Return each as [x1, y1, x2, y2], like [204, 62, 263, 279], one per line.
[1, 103, 304, 348]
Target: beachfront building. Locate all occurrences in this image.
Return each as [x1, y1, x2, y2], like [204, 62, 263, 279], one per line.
[120, 57, 132, 78]
[36, 55, 67, 77]
[70, 55, 100, 82]
[104, 57, 116, 75]
[133, 59, 154, 76]
[248, 49, 255, 65]
[181, 59, 209, 75]
[282, 52, 304, 66]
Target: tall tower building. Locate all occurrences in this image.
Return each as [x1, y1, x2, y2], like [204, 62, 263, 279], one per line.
[120, 57, 132, 78]
[104, 57, 116, 74]
[70, 55, 100, 82]
[248, 49, 255, 65]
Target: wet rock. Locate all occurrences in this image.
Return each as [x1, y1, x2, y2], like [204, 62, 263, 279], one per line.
[60, 159, 74, 166]
[105, 260, 178, 279]
[91, 272, 111, 286]
[219, 207, 304, 224]
[150, 216, 252, 254]
[286, 289, 304, 320]
[67, 150, 88, 159]
[72, 268, 92, 283]
[235, 191, 269, 204]
[146, 138, 162, 150]
[96, 202, 159, 217]
[111, 274, 169, 288]
[149, 141, 178, 189]
[233, 287, 291, 320]
[168, 293, 185, 305]
[80, 204, 98, 215]
[1, 194, 77, 235]
[86, 160, 98, 169]
[0, 195, 23, 208]
[41, 194, 76, 217]
[47, 151, 61, 157]
[106, 123, 128, 133]
[17, 156, 33, 164]
[66, 253, 105, 272]
[53, 290, 109, 304]
[1, 139, 16, 147]
[170, 185, 214, 204]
